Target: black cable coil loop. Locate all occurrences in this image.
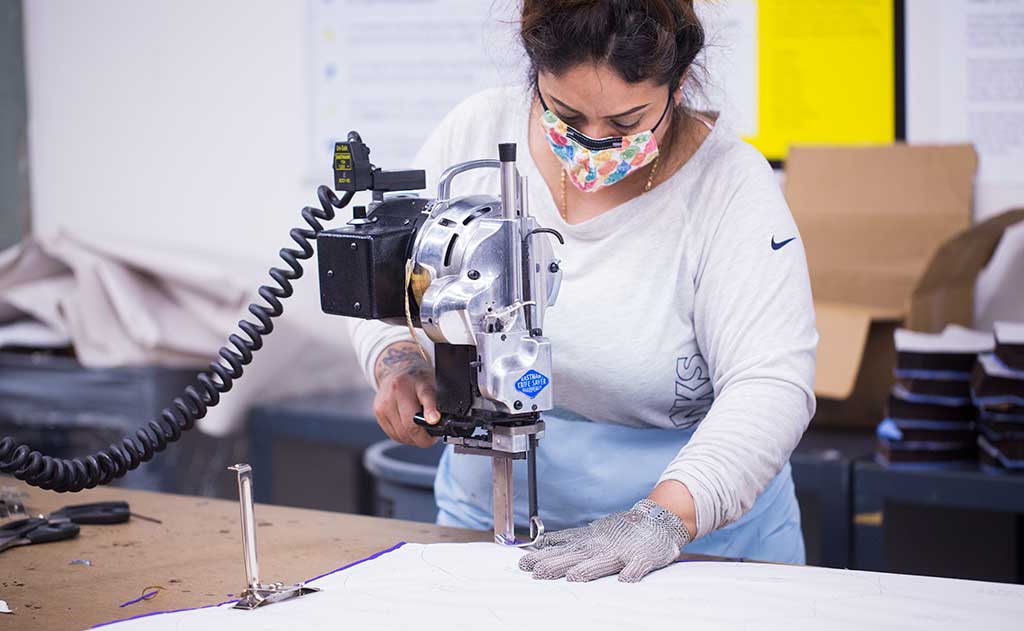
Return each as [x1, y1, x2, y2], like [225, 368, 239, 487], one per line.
[0, 185, 354, 492]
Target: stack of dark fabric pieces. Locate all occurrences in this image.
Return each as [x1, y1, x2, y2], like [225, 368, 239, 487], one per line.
[973, 322, 1024, 474]
[876, 326, 993, 468]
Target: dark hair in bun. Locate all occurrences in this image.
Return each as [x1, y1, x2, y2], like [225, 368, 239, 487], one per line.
[520, 0, 705, 91]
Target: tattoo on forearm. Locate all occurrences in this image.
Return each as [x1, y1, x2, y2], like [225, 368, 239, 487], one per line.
[375, 342, 431, 383]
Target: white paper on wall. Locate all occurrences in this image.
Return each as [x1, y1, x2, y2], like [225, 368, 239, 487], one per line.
[101, 542, 1024, 630]
[306, 0, 523, 182]
[306, 0, 761, 182]
[907, 0, 1024, 202]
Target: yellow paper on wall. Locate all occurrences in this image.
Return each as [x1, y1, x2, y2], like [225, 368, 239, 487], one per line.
[746, 0, 895, 161]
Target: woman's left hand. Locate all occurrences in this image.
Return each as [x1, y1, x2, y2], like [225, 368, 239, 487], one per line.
[518, 499, 692, 583]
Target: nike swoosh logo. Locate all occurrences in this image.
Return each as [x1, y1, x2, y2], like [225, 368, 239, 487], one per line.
[771, 236, 796, 251]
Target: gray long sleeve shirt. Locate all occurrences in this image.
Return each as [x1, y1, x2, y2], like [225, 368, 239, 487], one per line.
[345, 86, 818, 539]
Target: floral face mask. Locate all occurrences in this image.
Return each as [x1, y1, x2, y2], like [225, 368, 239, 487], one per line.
[538, 89, 672, 192]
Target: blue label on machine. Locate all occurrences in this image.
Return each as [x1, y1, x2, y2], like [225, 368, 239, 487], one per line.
[515, 370, 549, 398]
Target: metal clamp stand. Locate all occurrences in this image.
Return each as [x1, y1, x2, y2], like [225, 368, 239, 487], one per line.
[228, 464, 319, 610]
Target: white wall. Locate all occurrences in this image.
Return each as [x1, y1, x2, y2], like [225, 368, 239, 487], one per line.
[24, 0, 311, 272]
[22, 0, 1022, 343]
[22, 1, 370, 435]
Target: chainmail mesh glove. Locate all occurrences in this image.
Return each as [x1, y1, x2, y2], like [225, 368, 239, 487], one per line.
[518, 499, 692, 583]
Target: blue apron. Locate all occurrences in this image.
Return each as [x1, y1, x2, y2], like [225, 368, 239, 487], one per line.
[434, 410, 805, 564]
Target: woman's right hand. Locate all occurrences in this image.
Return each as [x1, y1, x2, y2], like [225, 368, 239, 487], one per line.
[372, 341, 440, 448]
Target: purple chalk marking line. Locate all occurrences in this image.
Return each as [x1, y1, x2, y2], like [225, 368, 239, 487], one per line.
[306, 541, 407, 583]
[674, 556, 745, 564]
[91, 542, 408, 628]
[118, 591, 161, 609]
[91, 600, 238, 629]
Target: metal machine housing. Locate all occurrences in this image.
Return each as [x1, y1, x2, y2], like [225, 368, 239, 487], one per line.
[317, 142, 563, 546]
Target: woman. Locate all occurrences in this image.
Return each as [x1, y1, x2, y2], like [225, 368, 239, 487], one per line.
[347, 0, 817, 583]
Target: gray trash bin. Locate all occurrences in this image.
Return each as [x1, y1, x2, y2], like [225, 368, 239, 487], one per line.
[363, 440, 445, 523]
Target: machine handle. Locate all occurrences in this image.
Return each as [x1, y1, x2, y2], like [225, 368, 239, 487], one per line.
[435, 159, 501, 204]
[412, 412, 479, 438]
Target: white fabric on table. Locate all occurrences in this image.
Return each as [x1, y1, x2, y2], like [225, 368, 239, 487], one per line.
[100, 542, 1024, 630]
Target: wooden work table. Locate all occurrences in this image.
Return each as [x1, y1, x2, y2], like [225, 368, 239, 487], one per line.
[0, 478, 490, 629]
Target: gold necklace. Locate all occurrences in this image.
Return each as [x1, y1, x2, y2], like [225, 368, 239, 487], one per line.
[559, 155, 660, 220]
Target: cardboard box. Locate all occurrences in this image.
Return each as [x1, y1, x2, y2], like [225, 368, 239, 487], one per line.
[784, 144, 978, 427]
[908, 207, 1024, 333]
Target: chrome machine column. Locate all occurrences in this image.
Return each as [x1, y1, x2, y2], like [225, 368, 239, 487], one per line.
[413, 143, 563, 546]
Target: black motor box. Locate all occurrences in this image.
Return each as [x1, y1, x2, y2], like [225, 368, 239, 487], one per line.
[317, 197, 430, 320]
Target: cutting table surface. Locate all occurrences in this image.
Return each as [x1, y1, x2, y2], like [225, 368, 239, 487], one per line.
[0, 477, 489, 629]
[0, 476, 736, 629]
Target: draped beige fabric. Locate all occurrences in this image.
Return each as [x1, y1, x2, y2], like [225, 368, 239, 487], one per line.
[0, 232, 365, 435]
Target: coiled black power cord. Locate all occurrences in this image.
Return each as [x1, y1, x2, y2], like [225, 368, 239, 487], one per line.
[0, 185, 354, 492]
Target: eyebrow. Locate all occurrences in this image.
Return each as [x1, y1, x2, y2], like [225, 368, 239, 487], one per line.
[550, 95, 651, 120]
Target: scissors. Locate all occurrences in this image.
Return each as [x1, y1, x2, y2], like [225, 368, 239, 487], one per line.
[50, 500, 161, 524]
[0, 517, 80, 554]
[48, 501, 132, 524]
[0, 500, 153, 554]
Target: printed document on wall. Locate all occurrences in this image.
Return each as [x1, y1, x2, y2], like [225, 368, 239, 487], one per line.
[306, 0, 521, 183]
[907, 0, 1024, 188]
